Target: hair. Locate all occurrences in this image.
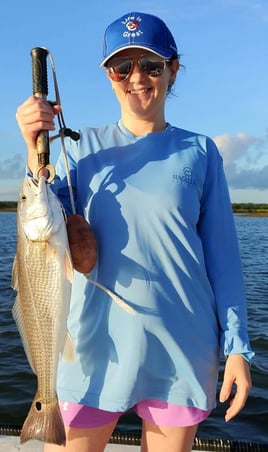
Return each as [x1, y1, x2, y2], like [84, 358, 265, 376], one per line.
[166, 54, 184, 96]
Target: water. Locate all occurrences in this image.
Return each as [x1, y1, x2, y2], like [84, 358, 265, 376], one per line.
[0, 212, 267, 444]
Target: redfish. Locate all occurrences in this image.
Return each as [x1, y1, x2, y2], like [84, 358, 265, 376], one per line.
[12, 176, 74, 446]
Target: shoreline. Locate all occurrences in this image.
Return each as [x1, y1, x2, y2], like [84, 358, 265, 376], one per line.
[0, 209, 17, 212]
[234, 212, 268, 217]
[1, 209, 268, 217]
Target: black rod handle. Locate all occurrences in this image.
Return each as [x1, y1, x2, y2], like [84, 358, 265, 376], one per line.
[31, 47, 49, 96]
[31, 47, 50, 171]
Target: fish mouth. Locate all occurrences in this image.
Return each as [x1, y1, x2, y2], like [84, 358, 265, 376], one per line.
[32, 175, 47, 189]
[23, 175, 47, 195]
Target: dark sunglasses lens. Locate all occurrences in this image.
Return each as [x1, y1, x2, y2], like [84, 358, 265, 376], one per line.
[140, 59, 165, 77]
[107, 57, 166, 81]
[108, 60, 132, 81]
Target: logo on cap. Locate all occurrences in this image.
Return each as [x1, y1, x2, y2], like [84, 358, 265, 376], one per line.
[126, 20, 139, 31]
[122, 15, 143, 38]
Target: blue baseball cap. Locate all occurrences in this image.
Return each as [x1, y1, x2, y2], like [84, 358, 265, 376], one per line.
[100, 12, 178, 67]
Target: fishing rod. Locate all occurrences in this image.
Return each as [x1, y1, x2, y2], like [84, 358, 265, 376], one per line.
[31, 47, 55, 183]
[31, 46, 79, 212]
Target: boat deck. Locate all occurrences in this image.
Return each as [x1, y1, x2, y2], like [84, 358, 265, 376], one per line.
[0, 437, 207, 451]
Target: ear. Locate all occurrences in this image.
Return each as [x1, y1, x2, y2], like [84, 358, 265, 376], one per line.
[169, 59, 180, 84]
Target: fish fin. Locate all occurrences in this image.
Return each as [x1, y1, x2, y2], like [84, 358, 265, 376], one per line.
[12, 299, 36, 374]
[11, 256, 18, 290]
[65, 249, 73, 283]
[86, 277, 136, 315]
[20, 396, 66, 446]
[61, 331, 76, 362]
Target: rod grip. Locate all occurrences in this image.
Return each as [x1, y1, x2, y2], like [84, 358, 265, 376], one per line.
[31, 47, 51, 172]
[31, 47, 49, 96]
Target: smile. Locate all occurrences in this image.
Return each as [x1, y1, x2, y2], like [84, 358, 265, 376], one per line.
[128, 88, 151, 94]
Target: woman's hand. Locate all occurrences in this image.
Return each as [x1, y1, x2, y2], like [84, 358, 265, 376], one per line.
[219, 354, 252, 422]
[16, 96, 61, 172]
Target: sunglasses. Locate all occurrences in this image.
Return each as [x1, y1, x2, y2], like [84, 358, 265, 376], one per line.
[106, 55, 171, 82]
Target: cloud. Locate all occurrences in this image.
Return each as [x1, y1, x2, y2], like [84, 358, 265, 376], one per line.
[0, 153, 25, 179]
[214, 130, 268, 190]
[226, 164, 268, 190]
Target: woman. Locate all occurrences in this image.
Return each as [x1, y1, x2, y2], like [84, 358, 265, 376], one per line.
[16, 11, 254, 452]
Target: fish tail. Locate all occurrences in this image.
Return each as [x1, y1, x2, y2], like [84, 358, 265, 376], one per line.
[20, 397, 66, 446]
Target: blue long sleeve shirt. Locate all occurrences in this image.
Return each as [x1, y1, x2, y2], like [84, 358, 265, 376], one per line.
[53, 121, 254, 411]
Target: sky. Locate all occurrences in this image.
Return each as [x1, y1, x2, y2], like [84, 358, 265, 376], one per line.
[0, 0, 267, 202]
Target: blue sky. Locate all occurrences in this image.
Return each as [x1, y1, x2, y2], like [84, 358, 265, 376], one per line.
[0, 0, 267, 202]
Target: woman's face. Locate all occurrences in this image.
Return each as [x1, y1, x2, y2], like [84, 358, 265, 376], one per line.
[106, 48, 179, 123]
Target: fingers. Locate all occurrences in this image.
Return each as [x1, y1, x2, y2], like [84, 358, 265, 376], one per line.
[16, 96, 60, 149]
[223, 378, 251, 422]
[219, 354, 252, 422]
[16, 95, 61, 173]
[16, 96, 56, 130]
[219, 377, 233, 404]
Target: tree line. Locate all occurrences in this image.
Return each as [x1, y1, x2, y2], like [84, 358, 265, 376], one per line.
[232, 203, 268, 213]
[0, 201, 17, 211]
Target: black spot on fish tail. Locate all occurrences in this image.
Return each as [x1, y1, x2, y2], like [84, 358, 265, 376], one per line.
[20, 397, 66, 446]
[35, 401, 42, 411]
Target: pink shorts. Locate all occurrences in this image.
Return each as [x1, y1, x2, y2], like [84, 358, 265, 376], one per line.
[59, 399, 210, 428]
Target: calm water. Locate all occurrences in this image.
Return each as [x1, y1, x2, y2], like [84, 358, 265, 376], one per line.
[0, 212, 267, 444]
